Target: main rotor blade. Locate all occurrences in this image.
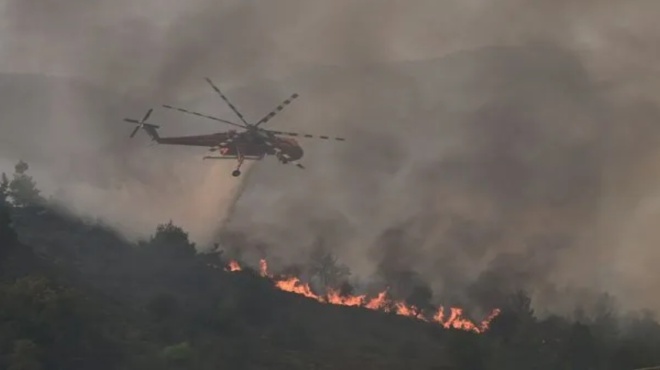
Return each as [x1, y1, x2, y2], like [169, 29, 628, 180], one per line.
[266, 129, 346, 141]
[254, 93, 300, 127]
[162, 104, 247, 129]
[204, 77, 249, 126]
[141, 108, 153, 122]
[129, 126, 140, 138]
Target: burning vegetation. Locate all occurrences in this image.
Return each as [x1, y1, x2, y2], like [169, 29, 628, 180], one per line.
[225, 258, 501, 333]
[5, 160, 660, 370]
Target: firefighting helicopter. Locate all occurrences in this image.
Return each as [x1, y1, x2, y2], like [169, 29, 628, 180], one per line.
[124, 77, 345, 177]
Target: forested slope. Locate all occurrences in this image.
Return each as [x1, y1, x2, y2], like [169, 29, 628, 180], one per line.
[1, 161, 659, 370]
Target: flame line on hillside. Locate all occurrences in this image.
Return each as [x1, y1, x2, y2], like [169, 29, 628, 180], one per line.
[224, 259, 501, 333]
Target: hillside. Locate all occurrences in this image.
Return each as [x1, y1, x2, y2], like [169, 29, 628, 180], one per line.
[2, 162, 660, 369]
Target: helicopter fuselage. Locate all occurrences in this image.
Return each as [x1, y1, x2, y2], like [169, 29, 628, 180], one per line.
[219, 130, 304, 162]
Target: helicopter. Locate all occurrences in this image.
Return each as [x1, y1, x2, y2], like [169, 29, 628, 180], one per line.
[124, 77, 345, 177]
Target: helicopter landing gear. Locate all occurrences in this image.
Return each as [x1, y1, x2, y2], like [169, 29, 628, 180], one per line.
[276, 152, 288, 164]
[232, 149, 245, 177]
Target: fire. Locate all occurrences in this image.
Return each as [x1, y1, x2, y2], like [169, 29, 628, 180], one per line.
[227, 259, 501, 333]
[225, 260, 242, 272]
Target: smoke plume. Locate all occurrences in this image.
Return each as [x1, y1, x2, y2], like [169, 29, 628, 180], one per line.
[2, 0, 660, 314]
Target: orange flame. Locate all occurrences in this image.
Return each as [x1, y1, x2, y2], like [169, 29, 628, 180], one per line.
[227, 259, 500, 333]
[225, 260, 242, 272]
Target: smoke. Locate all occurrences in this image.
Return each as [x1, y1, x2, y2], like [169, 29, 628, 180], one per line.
[2, 0, 660, 314]
[220, 2, 660, 315]
[0, 0, 270, 246]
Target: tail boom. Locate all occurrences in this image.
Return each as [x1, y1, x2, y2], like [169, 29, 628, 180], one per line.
[140, 123, 161, 142]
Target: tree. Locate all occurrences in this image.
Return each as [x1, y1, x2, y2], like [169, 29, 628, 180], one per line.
[8, 339, 43, 370]
[146, 293, 180, 322]
[0, 276, 121, 370]
[405, 283, 434, 318]
[308, 240, 350, 290]
[338, 281, 355, 297]
[591, 292, 619, 342]
[507, 289, 535, 318]
[562, 322, 598, 370]
[197, 244, 226, 268]
[0, 190, 18, 261]
[0, 173, 9, 203]
[488, 290, 536, 343]
[8, 161, 43, 207]
[145, 221, 196, 259]
[161, 342, 196, 369]
[446, 331, 485, 370]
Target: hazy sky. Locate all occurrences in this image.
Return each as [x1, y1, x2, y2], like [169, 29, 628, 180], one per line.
[1, 1, 656, 88]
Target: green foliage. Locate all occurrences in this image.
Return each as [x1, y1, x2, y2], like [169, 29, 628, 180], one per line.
[0, 193, 17, 245]
[146, 293, 180, 322]
[488, 289, 535, 343]
[0, 173, 9, 204]
[0, 196, 18, 270]
[271, 320, 315, 351]
[0, 276, 121, 370]
[7, 161, 43, 208]
[2, 158, 660, 370]
[144, 221, 196, 259]
[563, 323, 598, 370]
[447, 332, 485, 370]
[8, 339, 43, 370]
[161, 342, 195, 367]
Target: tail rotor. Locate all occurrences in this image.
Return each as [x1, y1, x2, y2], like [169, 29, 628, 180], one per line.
[125, 108, 159, 138]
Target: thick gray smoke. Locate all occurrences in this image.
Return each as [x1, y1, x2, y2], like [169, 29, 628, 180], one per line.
[225, 47, 660, 315]
[2, 0, 660, 314]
